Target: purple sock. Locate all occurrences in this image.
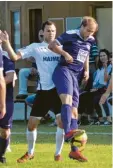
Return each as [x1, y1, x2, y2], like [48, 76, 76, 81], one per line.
[71, 145, 78, 152]
[70, 119, 78, 130]
[0, 137, 9, 157]
[61, 104, 72, 134]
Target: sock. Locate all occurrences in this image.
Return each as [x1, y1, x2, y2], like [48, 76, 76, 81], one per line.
[55, 127, 64, 156]
[61, 104, 72, 134]
[71, 145, 78, 152]
[0, 136, 9, 157]
[70, 118, 78, 130]
[26, 129, 37, 155]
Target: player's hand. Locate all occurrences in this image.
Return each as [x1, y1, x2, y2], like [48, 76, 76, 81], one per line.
[0, 30, 9, 43]
[83, 71, 89, 81]
[64, 52, 73, 63]
[0, 106, 6, 119]
[80, 79, 88, 91]
[31, 68, 37, 75]
[99, 93, 109, 104]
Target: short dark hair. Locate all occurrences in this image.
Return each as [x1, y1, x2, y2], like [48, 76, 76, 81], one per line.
[41, 20, 56, 31]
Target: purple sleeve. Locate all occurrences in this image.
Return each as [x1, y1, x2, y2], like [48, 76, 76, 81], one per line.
[56, 32, 69, 45]
[3, 56, 15, 73]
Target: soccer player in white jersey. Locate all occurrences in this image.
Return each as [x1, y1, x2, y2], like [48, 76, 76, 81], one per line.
[0, 21, 64, 163]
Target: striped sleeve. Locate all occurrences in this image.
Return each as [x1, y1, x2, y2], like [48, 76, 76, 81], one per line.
[89, 44, 99, 62]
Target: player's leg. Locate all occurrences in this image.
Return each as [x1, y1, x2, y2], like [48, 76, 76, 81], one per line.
[52, 66, 74, 141]
[54, 112, 87, 162]
[0, 101, 13, 163]
[0, 128, 10, 163]
[6, 138, 11, 152]
[69, 74, 88, 162]
[54, 114, 64, 161]
[50, 89, 64, 161]
[17, 90, 51, 163]
[69, 107, 88, 162]
[17, 117, 40, 163]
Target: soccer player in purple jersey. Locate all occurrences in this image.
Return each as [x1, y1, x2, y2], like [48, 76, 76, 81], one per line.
[0, 51, 16, 163]
[0, 47, 6, 120]
[49, 16, 98, 161]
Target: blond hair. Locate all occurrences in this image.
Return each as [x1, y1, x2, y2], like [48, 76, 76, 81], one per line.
[81, 16, 98, 31]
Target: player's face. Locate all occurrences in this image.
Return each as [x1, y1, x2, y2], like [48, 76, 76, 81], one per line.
[99, 52, 108, 63]
[43, 24, 56, 43]
[81, 24, 96, 39]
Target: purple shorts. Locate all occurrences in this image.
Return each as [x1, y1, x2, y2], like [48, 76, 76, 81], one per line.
[0, 101, 14, 129]
[52, 66, 79, 107]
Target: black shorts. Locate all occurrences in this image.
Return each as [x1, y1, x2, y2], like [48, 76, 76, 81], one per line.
[30, 88, 61, 117]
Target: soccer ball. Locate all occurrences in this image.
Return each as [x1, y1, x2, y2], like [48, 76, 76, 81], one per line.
[71, 130, 88, 152]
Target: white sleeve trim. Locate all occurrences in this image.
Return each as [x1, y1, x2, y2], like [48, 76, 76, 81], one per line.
[55, 39, 62, 46]
[18, 51, 26, 59]
[5, 70, 15, 74]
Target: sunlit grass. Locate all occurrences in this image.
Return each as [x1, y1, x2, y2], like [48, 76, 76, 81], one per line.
[0, 121, 112, 168]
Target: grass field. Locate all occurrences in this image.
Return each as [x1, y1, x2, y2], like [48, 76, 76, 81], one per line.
[0, 121, 112, 168]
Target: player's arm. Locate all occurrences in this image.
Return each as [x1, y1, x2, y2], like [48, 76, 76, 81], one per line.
[3, 54, 16, 85]
[0, 31, 22, 61]
[0, 73, 6, 119]
[0, 52, 6, 119]
[83, 56, 89, 81]
[48, 39, 73, 63]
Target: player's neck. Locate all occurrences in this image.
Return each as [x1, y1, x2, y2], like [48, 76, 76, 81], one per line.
[79, 29, 87, 40]
[44, 40, 48, 44]
[44, 39, 55, 44]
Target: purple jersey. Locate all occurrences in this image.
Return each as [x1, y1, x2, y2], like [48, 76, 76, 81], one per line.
[3, 54, 15, 101]
[56, 29, 96, 72]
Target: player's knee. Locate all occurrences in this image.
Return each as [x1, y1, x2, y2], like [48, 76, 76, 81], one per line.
[60, 94, 72, 105]
[72, 107, 78, 119]
[1, 128, 11, 139]
[27, 116, 40, 131]
[28, 122, 37, 131]
[56, 114, 63, 128]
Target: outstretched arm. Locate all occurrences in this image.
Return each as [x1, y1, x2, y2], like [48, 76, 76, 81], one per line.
[0, 30, 22, 61]
[0, 49, 6, 119]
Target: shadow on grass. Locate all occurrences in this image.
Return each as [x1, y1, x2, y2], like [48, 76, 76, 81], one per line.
[11, 121, 112, 146]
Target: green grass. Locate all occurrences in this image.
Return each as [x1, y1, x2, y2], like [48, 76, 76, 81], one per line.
[0, 121, 112, 168]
